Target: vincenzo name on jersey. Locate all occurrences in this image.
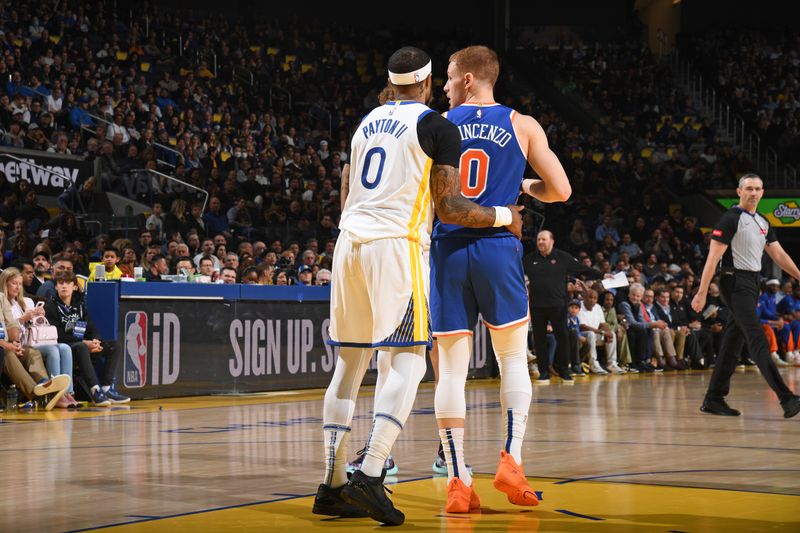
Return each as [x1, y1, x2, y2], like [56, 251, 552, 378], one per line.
[457, 123, 513, 147]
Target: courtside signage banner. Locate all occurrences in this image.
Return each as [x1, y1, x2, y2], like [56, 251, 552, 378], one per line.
[0, 147, 93, 195]
[717, 198, 800, 227]
[117, 299, 494, 399]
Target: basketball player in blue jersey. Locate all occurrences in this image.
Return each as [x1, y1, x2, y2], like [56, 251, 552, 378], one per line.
[431, 45, 572, 513]
[312, 46, 522, 526]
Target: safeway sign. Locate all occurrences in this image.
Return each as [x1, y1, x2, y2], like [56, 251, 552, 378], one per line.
[0, 147, 93, 194]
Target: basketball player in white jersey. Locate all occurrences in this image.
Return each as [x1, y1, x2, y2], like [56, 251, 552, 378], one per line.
[312, 46, 522, 526]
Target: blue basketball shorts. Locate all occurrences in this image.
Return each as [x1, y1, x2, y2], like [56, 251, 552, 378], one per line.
[430, 236, 528, 336]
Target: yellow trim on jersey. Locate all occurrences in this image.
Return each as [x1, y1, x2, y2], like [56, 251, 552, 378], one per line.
[407, 157, 433, 243]
[406, 157, 432, 342]
[408, 240, 428, 342]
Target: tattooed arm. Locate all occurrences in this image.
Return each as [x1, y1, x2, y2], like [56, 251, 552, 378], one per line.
[430, 164, 523, 237]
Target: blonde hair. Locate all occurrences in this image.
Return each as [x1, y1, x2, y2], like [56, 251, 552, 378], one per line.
[0, 267, 28, 311]
[449, 45, 499, 86]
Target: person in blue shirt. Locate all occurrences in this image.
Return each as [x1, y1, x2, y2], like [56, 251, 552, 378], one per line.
[202, 196, 232, 240]
[566, 299, 585, 376]
[776, 283, 800, 364]
[758, 279, 795, 362]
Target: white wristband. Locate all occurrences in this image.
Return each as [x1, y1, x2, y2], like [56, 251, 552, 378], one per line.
[521, 178, 536, 195]
[493, 206, 513, 227]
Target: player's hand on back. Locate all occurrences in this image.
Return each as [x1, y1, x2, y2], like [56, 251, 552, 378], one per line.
[506, 205, 524, 239]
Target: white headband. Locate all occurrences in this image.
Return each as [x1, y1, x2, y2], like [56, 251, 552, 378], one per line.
[388, 60, 432, 85]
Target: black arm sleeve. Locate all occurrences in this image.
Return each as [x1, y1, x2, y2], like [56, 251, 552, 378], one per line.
[417, 112, 461, 167]
[711, 209, 740, 245]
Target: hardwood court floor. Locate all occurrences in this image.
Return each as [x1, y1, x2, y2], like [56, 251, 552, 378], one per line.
[0, 367, 798, 532]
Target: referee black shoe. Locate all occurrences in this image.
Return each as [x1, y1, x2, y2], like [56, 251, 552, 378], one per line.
[313, 483, 369, 518]
[700, 398, 741, 417]
[782, 396, 800, 419]
[341, 469, 404, 526]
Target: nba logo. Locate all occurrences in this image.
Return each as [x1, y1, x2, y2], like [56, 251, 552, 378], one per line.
[124, 312, 148, 388]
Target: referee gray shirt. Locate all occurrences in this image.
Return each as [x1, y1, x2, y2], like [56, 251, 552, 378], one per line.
[711, 206, 776, 272]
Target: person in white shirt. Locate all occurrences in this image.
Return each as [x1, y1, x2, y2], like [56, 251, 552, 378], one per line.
[579, 288, 622, 374]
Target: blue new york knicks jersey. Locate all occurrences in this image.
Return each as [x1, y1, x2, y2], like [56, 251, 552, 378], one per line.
[432, 104, 527, 240]
[430, 103, 529, 335]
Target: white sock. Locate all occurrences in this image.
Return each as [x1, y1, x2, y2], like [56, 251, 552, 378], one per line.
[492, 324, 532, 464]
[101, 385, 110, 392]
[323, 425, 351, 488]
[502, 407, 528, 464]
[361, 347, 427, 477]
[439, 427, 471, 486]
[322, 347, 371, 486]
[91, 385, 100, 393]
[361, 415, 402, 477]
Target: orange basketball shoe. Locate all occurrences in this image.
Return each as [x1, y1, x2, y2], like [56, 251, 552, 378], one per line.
[493, 451, 539, 506]
[445, 477, 481, 513]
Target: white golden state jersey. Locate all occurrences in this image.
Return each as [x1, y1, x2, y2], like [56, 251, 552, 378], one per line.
[340, 101, 434, 245]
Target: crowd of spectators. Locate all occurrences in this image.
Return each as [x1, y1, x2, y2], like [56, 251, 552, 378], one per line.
[0, 0, 797, 391]
[679, 28, 800, 168]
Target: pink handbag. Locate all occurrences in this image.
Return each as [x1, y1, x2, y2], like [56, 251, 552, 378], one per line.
[25, 306, 58, 347]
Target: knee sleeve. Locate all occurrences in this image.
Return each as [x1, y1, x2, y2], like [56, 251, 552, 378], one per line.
[323, 347, 371, 426]
[491, 323, 532, 397]
[434, 334, 471, 419]
[373, 346, 427, 423]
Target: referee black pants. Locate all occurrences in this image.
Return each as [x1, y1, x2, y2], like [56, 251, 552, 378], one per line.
[706, 271, 795, 404]
[531, 305, 570, 377]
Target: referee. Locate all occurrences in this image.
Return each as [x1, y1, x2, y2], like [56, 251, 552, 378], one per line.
[692, 174, 800, 418]
[524, 230, 602, 382]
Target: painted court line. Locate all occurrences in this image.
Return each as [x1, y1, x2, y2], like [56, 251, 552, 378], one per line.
[555, 509, 604, 521]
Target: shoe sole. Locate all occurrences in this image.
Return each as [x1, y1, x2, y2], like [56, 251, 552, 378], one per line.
[700, 406, 740, 416]
[312, 500, 369, 518]
[341, 485, 405, 526]
[39, 379, 70, 411]
[493, 476, 539, 506]
[108, 397, 131, 404]
[34, 374, 70, 397]
[432, 462, 448, 475]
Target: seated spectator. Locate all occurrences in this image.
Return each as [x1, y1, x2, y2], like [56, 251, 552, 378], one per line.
[0, 275, 70, 410]
[273, 269, 292, 286]
[44, 271, 128, 406]
[172, 256, 196, 277]
[0, 267, 78, 408]
[618, 283, 656, 373]
[193, 239, 220, 270]
[777, 283, 800, 364]
[88, 246, 124, 281]
[618, 233, 643, 261]
[641, 288, 679, 370]
[759, 279, 794, 365]
[651, 288, 690, 370]
[602, 291, 631, 369]
[143, 254, 169, 282]
[36, 254, 75, 302]
[241, 267, 259, 284]
[297, 265, 313, 286]
[196, 255, 214, 278]
[220, 266, 238, 284]
[579, 288, 620, 374]
[315, 269, 332, 286]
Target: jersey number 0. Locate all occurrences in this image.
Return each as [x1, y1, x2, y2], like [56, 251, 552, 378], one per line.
[460, 148, 489, 198]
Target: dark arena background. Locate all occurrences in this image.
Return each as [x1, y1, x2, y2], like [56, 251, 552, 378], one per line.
[0, 0, 798, 531]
